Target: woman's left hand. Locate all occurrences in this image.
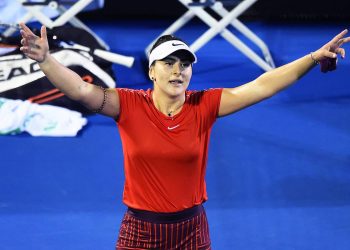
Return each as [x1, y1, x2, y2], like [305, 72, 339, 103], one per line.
[311, 29, 350, 72]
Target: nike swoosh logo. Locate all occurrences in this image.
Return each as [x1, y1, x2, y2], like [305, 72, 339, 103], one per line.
[172, 43, 183, 46]
[167, 124, 180, 130]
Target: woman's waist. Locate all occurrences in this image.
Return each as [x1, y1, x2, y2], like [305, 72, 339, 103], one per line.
[127, 204, 204, 224]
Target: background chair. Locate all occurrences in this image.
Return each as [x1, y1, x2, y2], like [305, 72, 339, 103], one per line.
[3, 0, 103, 46]
[145, 0, 275, 71]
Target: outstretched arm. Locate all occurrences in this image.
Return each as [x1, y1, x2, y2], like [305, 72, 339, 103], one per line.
[219, 29, 350, 117]
[19, 23, 120, 118]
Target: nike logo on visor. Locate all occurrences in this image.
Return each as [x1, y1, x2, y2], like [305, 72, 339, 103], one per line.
[172, 43, 184, 46]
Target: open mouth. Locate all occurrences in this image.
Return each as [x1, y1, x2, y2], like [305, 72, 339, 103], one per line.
[169, 79, 183, 85]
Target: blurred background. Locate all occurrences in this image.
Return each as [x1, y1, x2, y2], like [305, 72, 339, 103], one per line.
[1, 0, 350, 249]
[82, 0, 350, 21]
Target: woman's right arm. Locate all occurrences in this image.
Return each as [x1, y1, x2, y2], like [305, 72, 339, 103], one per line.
[19, 23, 120, 118]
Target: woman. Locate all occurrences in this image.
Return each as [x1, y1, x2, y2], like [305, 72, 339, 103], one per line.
[19, 23, 349, 249]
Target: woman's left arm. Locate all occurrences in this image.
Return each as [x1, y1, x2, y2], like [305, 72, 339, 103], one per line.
[219, 29, 350, 117]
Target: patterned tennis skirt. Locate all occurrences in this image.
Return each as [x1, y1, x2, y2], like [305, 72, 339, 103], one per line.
[116, 204, 211, 250]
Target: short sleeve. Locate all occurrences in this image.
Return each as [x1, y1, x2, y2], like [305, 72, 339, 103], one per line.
[187, 88, 223, 132]
[116, 88, 143, 124]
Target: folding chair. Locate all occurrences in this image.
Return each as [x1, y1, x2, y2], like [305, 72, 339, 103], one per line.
[145, 0, 275, 71]
[1, 0, 134, 67]
[3, 0, 103, 45]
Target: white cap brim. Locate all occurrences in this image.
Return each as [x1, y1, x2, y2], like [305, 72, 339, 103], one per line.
[148, 40, 197, 67]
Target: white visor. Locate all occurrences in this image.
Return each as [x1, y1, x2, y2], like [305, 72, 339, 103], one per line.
[148, 40, 197, 67]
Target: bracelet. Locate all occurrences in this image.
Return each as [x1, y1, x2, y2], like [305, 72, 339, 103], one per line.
[310, 52, 319, 65]
[93, 86, 107, 113]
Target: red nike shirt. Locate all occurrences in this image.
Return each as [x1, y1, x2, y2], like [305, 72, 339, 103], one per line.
[116, 88, 222, 212]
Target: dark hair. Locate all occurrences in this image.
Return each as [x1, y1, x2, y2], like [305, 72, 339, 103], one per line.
[149, 34, 186, 54]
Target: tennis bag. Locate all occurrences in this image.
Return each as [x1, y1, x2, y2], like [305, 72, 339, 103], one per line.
[0, 25, 116, 114]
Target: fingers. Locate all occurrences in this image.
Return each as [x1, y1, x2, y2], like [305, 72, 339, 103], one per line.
[335, 47, 346, 59]
[317, 29, 349, 73]
[327, 29, 350, 51]
[20, 44, 43, 61]
[339, 37, 350, 47]
[19, 44, 32, 56]
[19, 24, 38, 50]
[20, 29, 32, 40]
[18, 23, 48, 63]
[40, 25, 48, 43]
[19, 23, 47, 42]
[20, 31, 38, 52]
[324, 46, 337, 58]
[19, 22, 35, 37]
[19, 24, 42, 50]
[335, 37, 350, 48]
[330, 29, 348, 44]
[336, 38, 344, 47]
[325, 51, 337, 59]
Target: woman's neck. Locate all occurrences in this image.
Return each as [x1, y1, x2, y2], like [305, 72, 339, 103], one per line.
[152, 91, 185, 117]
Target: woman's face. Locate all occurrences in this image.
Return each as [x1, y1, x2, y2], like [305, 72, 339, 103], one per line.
[149, 54, 193, 98]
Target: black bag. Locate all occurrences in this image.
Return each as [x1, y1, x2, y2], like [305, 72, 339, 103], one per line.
[0, 25, 116, 114]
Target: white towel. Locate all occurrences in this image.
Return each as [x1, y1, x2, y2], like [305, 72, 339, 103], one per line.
[0, 98, 87, 137]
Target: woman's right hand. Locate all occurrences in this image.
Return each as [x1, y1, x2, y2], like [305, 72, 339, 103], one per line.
[19, 23, 49, 63]
[311, 29, 350, 72]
